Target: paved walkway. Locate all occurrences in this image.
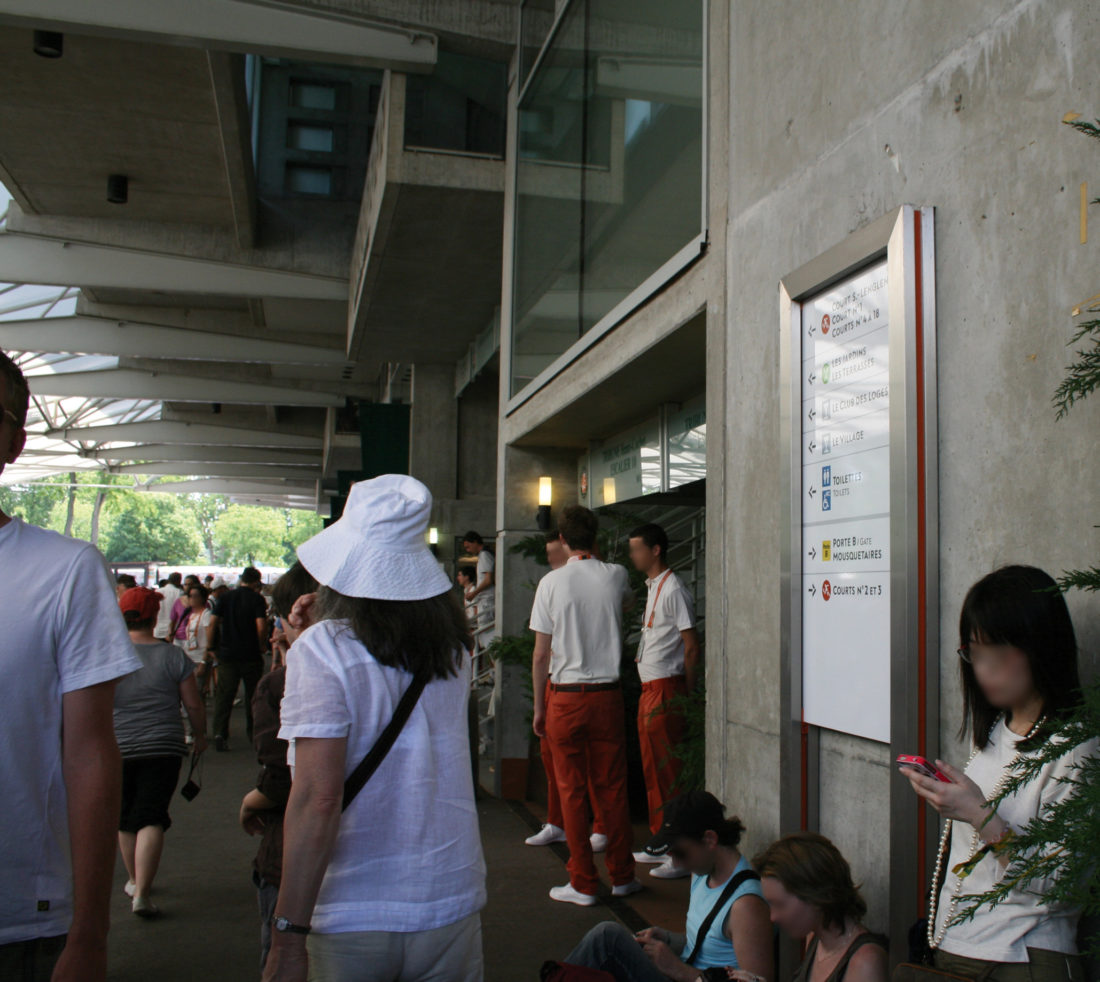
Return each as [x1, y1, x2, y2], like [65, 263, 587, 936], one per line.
[105, 703, 690, 981]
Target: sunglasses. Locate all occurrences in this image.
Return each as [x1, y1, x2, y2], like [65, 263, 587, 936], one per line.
[2, 408, 18, 426]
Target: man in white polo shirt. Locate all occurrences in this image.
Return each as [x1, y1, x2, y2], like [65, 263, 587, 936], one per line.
[628, 522, 700, 881]
[530, 506, 640, 906]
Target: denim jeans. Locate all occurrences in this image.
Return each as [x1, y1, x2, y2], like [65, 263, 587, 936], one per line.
[565, 922, 670, 982]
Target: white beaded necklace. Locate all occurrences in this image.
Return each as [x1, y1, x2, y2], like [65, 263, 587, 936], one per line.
[926, 713, 1046, 951]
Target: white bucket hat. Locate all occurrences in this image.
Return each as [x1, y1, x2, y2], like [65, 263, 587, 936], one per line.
[297, 474, 451, 601]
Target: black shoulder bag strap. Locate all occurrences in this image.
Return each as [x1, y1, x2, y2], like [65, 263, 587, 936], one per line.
[341, 674, 428, 811]
[684, 868, 761, 966]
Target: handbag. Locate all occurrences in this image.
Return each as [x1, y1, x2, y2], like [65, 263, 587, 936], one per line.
[180, 750, 203, 801]
[341, 673, 428, 811]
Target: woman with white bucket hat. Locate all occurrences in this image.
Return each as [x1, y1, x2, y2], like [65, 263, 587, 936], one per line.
[262, 475, 486, 982]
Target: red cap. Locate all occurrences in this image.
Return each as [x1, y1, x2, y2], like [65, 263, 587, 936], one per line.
[119, 587, 163, 621]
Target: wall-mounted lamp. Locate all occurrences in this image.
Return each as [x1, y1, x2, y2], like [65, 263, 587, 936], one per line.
[33, 30, 63, 58]
[107, 173, 129, 204]
[428, 526, 439, 545]
[602, 477, 617, 505]
[536, 475, 552, 530]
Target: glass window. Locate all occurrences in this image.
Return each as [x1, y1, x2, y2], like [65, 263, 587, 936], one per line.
[519, 0, 557, 90]
[404, 50, 507, 156]
[290, 81, 337, 111]
[287, 124, 335, 152]
[285, 164, 332, 195]
[511, 0, 704, 397]
[667, 395, 706, 489]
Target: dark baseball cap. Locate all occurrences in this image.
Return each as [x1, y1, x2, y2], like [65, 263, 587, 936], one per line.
[643, 790, 727, 856]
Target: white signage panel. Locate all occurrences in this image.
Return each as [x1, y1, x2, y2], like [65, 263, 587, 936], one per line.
[800, 261, 891, 742]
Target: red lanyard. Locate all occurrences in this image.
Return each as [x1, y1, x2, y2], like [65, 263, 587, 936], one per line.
[645, 570, 673, 629]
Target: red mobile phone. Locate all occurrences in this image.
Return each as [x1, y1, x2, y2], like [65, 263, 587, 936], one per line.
[896, 754, 950, 782]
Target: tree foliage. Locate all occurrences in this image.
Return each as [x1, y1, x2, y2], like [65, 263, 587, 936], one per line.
[0, 476, 321, 567]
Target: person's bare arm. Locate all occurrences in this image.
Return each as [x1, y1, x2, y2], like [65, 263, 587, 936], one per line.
[52, 680, 122, 982]
[682, 627, 701, 692]
[262, 736, 347, 982]
[206, 614, 220, 652]
[727, 895, 774, 982]
[532, 631, 552, 737]
[179, 672, 207, 755]
[469, 569, 494, 600]
[255, 617, 267, 650]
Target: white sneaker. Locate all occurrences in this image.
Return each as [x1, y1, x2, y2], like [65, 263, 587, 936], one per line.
[611, 879, 644, 898]
[123, 880, 136, 898]
[525, 823, 566, 846]
[132, 895, 160, 918]
[632, 850, 665, 864]
[590, 832, 608, 853]
[650, 858, 691, 879]
[549, 883, 597, 907]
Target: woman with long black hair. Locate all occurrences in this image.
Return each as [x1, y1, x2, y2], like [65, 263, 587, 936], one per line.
[262, 475, 486, 982]
[901, 564, 1096, 980]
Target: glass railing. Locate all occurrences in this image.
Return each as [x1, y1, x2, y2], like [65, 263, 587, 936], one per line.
[510, 0, 705, 397]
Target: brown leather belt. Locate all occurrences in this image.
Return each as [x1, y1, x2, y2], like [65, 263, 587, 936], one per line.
[549, 680, 621, 693]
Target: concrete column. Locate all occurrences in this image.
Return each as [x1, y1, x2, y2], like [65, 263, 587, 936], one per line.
[409, 363, 458, 500]
[408, 363, 499, 581]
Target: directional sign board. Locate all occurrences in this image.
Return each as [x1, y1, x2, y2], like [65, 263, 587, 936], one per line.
[780, 206, 938, 950]
[800, 262, 890, 741]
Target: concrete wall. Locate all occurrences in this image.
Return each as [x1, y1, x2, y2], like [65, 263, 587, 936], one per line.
[712, 0, 1100, 940]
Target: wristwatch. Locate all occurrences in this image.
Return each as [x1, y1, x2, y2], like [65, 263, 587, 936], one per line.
[272, 915, 311, 935]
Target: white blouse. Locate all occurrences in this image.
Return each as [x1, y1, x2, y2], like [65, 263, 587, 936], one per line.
[936, 716, 1097, 962]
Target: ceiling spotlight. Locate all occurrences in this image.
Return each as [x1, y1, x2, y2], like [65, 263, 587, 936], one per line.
[33, 30, 63, 58]
[107, 174, 128, 204]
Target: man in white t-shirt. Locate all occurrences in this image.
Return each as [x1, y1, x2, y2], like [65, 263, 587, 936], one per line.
[530, 506, 640, 906]
[627, 523, 700, 881]
[153, 571, 183, 640]
[0, 350, 142, 982]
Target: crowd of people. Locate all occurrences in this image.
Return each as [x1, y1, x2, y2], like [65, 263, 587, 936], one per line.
[1, 351, 1097, 982]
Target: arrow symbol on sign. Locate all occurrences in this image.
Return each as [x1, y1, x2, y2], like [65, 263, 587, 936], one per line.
[808, 583, 817, 597]
[808, 407, 816, 421]
[808, 324, 816, 337]
[808, 485, 817, 499]
[809, 546, 818, 560]
[808, 371, 816, 384]
[808, 440, 816, 454]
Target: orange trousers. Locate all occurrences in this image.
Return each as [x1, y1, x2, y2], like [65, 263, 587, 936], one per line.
[541, 680, 604, 834]
[545, 686, 635, 893]
[638, 676, 687, 834]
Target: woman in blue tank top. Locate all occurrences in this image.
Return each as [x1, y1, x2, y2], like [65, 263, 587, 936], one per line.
[563, 791, 774, 981]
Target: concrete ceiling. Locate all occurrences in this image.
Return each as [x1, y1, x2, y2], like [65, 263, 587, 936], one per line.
[0, 28, 236, 225]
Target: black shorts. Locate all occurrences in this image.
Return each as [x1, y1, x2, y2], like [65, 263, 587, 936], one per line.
[119, 755, 182, 833]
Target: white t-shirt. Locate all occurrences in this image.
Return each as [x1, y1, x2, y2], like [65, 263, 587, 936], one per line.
[182, 608, 212, 663]
[935, 716, 1099, 962]
[475, 549, 494, 608]
[636, 569, 695, 683]
[278, 619, 486, 934]
[529, 556, 633, 684]
[0, 518, 141, 944]
[153, 582, 181, 639]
